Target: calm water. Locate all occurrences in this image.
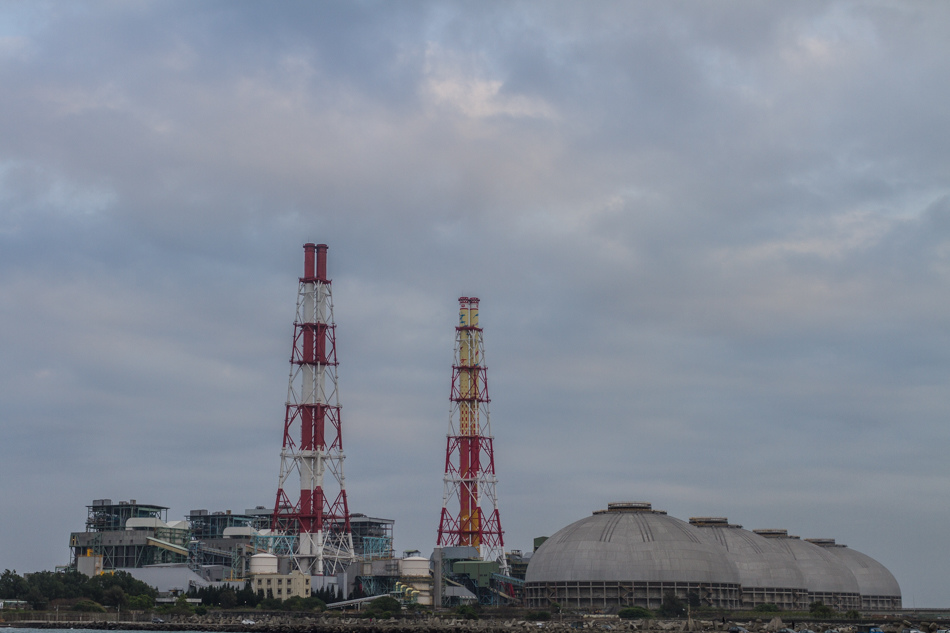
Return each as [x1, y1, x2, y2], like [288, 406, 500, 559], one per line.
[10, 630, 243, 633]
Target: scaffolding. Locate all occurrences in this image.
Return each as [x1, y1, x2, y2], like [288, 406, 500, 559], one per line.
[349, 514, 394, 561]
[86, 499, 168, 531]
[251, 533, 298, 557]
[188, 510, 256, 540]
[70, 500, 189, 571]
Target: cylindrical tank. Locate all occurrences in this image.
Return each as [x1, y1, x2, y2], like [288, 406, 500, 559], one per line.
[400, 556, 430, 577]
[250, 553, 278, 575]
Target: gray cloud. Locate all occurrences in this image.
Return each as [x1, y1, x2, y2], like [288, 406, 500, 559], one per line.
[1, 0, 948, 606]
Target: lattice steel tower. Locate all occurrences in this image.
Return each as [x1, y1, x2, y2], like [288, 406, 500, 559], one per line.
[437, 297, 506, 568]
[272, 243, 355, 575]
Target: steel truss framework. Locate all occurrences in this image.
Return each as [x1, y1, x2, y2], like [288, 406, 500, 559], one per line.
[437, 297, 505, 571]
[740, 586, 808, 611]
[525, 580, 742, 610]
[272, 243, 355, 576]
[252, 533, 297, 557]
[806, 590, 861, 611]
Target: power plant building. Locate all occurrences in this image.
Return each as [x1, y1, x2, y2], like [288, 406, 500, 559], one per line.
[70, 500, 189, 574]
[61, 246, 905, 614]
[524, 502, 901, 611]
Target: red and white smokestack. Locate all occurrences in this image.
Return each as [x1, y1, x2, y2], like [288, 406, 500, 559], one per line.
[272, 243, 354, 576]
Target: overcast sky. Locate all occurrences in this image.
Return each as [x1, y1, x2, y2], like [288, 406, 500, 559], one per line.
[1, 0, 949, 607]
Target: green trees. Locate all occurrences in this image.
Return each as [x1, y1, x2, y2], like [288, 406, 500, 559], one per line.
[218, 589, 238, 609]
[311, 584, 341, 604]
[0, 568, 156, 611]
[127, 594, 154, 610]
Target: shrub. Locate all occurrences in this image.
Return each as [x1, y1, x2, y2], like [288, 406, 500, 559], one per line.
[809, 601, 834, 618]
[282, 595, 325, 612]
[525, 610, 552, 621]
[753, 603, 780, 613]
[455, 604, 479, 620]
[618, 606, 655, 619]
[257, 596, 283, 611]
[657, 591, 686, 617]
[369, 596, 401, 614]
[73, 600, 106, 612]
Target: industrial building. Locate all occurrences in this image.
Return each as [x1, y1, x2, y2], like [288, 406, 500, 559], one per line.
[524, 502, 901, 611]
[249, 554, 311, 599]
[68, 499, 400, 589]
[70, 500, 190, 575]
[62, 246, 904, 615]
[349, 514, 395, 561]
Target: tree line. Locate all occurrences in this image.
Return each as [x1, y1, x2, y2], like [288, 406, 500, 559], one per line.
[0, 569, 157, 611]
[1, 568, 344, 613]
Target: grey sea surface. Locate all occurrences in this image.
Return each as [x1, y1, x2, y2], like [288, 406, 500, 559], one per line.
[7, 630, 244, 633]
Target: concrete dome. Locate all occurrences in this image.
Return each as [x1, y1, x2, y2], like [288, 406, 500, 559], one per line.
[806, 539, 901, 608]
[690, 519, 806, 589]
[752, 532, 858, 594]
[523, 502, 900, 612]
[526, 503, 740, 585]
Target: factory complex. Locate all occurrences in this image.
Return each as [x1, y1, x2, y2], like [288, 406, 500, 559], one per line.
[64, 244, 900, 613]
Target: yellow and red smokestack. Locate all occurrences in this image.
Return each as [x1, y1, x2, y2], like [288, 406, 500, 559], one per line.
[438, 297, 503, 565]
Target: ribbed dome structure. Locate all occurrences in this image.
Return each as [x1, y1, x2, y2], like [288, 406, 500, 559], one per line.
[806, 539, 901, 610]
[524, 502, 901, 612]
[525, 503, 741, 609]
[753, 530, 860, 610]
[690, 518, 807, 610]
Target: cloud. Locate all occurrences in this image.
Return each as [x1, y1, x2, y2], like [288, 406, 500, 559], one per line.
[422, 42, 558, 120]
[1, 0, 949, 606]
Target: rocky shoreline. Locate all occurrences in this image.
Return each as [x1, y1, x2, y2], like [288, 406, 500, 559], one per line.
[5, 616, 942, 633]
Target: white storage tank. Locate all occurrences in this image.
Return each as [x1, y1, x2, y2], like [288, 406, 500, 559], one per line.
[250, 553, 278, 575]
[400, 556, 430, 577]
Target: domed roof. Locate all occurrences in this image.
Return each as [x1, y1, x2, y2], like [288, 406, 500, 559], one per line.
[690, 518, 807, 590]
[806, 539, 901, 598]
[753, 530, 859, 594]
[526, 502, 740, 585]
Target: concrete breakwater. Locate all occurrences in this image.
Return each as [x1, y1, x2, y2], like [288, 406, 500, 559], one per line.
[6, 617, 936, 633]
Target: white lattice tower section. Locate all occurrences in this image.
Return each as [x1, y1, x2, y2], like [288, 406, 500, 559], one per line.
[272, 243, 355, 576]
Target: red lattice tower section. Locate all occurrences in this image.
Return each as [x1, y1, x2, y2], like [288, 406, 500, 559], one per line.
[272, 243, 354, 576]
[437, 297, 506, 568]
